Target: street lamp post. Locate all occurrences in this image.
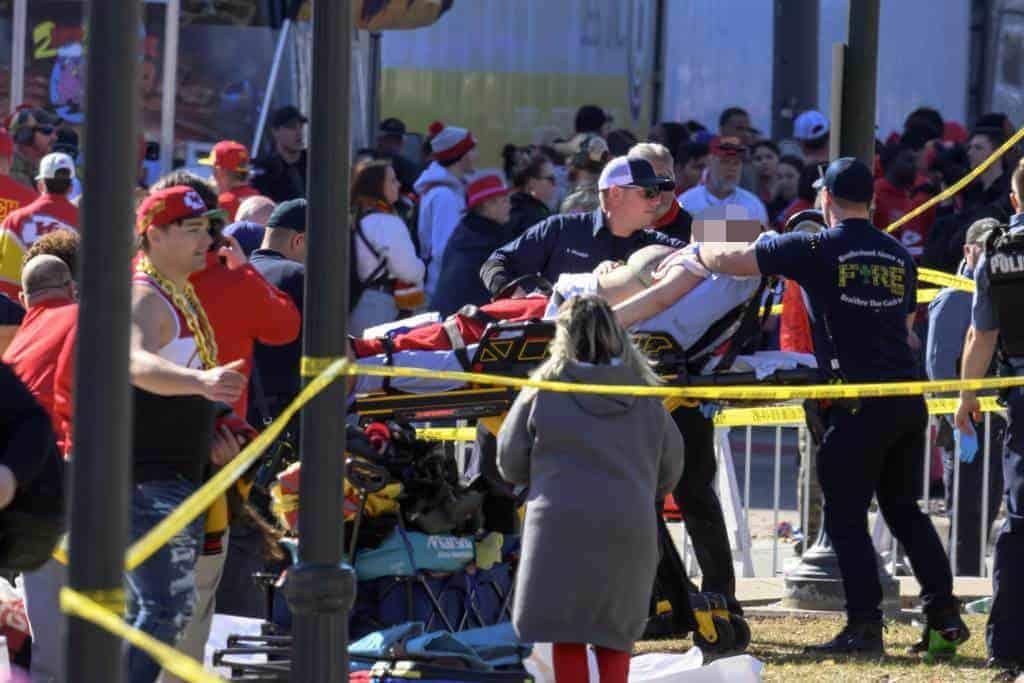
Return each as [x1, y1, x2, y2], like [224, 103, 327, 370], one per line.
[66, 1, 140, 681]
[282, 1, 356, 681]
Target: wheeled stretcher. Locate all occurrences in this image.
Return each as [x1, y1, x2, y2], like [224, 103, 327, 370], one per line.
[350, 273, 818, 424]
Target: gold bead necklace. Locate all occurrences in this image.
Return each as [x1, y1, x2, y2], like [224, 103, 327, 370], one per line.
[136, 256, 218, 370]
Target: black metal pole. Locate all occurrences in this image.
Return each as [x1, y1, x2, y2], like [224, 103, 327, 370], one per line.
[282, 1, 354, 681]
[839, 0, 880, 165]
[771, 0, 819, 139]
[66, 2, 140, 681]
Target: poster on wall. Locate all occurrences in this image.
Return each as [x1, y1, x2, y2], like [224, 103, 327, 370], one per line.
[20, 1, 286, 157]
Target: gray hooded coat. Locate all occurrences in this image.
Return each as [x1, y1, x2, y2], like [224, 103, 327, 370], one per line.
[496, 361, 684, 652]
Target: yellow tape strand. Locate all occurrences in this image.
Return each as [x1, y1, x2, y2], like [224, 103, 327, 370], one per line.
[885, 124, 1024, 236]
[300, 355, 344, 378]
[125, 358, 348, 571]
[60, 588, 224, 683]
[918, 268, 975, 293]
[419, 397, 1006, 438]
[348, 360, 1024, 401]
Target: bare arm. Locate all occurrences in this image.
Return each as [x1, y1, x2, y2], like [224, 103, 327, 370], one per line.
[954, 326, 999, 433]
[699, 243, 762, 277]
[130, 285, 245, 403]
[613, 265, 704, 328]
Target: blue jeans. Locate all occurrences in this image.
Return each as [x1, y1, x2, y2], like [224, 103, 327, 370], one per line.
[125, 478, 204, 683]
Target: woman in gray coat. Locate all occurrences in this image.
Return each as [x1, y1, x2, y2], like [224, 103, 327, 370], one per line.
[497, 295, 684, 683]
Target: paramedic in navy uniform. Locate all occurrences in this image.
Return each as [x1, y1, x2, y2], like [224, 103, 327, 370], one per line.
[955, 160, 1024, 675]
[679, 157, 968, 655]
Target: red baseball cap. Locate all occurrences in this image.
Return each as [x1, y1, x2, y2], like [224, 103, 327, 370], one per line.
[136, 185, 214, 235]
[709, 136, 746, 158]
[198, 140, 250, 172]
[466, 173, 510, 210]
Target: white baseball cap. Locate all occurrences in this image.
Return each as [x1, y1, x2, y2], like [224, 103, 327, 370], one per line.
[793, 110, 830, 141]
[36, 152, 76, 180]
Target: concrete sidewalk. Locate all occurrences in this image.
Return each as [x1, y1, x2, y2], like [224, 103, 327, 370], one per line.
[736, 576, 992, 608]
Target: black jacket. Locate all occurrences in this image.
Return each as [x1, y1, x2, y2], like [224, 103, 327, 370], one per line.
[251, 149, 308, 203]
[249, 249, 305, 423]
[431, 212, 518, 317]
[479, 209, 685, 295]
[507, 192, 551, 237]
[0, 362, 61, 517]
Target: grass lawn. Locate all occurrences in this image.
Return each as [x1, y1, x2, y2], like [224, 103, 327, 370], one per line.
[636, 614, 1001, 681]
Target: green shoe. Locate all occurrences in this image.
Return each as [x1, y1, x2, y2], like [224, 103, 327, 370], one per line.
[922, 620, 970, 663]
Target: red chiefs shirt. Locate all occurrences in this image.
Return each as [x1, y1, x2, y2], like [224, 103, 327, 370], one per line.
[873, 177, 935, 261]
[190, 252, 301, 417]
[0, 175, 38, 222]
[0, 193, 79, 299]
[2, 299, 77, 454]
[218, 185, 262, 221]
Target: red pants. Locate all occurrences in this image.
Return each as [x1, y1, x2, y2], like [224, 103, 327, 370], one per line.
[552, 643, 630, 683]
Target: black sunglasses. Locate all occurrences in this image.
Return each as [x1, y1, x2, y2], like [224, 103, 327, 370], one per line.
[34, 126, 54, 136]
[623, 184, 661, 199]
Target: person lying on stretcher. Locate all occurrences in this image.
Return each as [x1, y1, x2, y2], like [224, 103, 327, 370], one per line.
[350, 218, 768, 362]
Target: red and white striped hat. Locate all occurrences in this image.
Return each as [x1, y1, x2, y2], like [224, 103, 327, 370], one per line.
[428, 120, 476, 163]
[466, 172, 510, 210]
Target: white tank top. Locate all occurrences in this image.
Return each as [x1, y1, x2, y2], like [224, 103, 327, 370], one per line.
[132, 273, 203, 369]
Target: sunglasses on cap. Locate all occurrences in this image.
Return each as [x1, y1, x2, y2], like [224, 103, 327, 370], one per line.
[623, 184, 662, 199]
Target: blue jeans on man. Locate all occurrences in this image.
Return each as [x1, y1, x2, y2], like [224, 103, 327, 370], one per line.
[125, 478, 205, 683]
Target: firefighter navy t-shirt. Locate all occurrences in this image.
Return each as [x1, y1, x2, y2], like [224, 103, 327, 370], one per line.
[754, 218, 918, 382]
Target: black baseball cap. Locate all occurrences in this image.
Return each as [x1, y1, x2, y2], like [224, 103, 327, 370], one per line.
[267, 198, 307, 232]
[270, 105, 308, 129]
[597, 156, 675, 192]
[813, 157, 874, 203]
[378, 117, 406, 137]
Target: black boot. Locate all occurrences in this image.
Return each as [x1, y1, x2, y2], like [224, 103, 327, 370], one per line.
[804, 621, 884, 655]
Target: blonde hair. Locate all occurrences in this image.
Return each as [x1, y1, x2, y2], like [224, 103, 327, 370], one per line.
[628, 143, 674, 172]
[527, 295, 660, 395]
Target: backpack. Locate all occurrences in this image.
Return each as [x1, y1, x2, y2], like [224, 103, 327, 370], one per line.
[349, 207, 390, 311]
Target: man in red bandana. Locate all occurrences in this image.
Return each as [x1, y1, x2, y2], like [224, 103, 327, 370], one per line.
[127, 185, 249, 683]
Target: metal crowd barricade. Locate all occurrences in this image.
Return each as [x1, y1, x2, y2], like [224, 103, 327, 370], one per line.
[671, 411, 1004, 583]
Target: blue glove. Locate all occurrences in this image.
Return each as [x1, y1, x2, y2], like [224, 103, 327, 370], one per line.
[699, 402, 721, 421]
[955, 427, 978, 464]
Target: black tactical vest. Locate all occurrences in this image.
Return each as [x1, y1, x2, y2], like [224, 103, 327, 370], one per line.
[986, 226, 1024, 358]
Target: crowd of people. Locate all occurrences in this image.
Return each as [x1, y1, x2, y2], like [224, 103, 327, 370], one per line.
[0, 93, 1021, 682]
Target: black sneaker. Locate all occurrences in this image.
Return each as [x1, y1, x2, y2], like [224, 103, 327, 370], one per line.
[804, 621, 884, 655]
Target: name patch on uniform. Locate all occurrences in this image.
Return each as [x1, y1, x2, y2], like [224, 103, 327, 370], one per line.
[990, 252, 1024, 275]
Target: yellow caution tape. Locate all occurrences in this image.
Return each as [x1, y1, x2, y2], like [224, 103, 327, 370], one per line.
[917, 288, 942, 304]
[78, 587, 127, 616]
[60, 588, 223, 683]
[886, 124, 1024, 236]
[125, 358, 349, 571]
[416, 427, 478, 441]
[346, 360, 1024, 401]
[918, 268, 975, 293]
[300, 355, 344, 378]
[418, 396, 1007, 438]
